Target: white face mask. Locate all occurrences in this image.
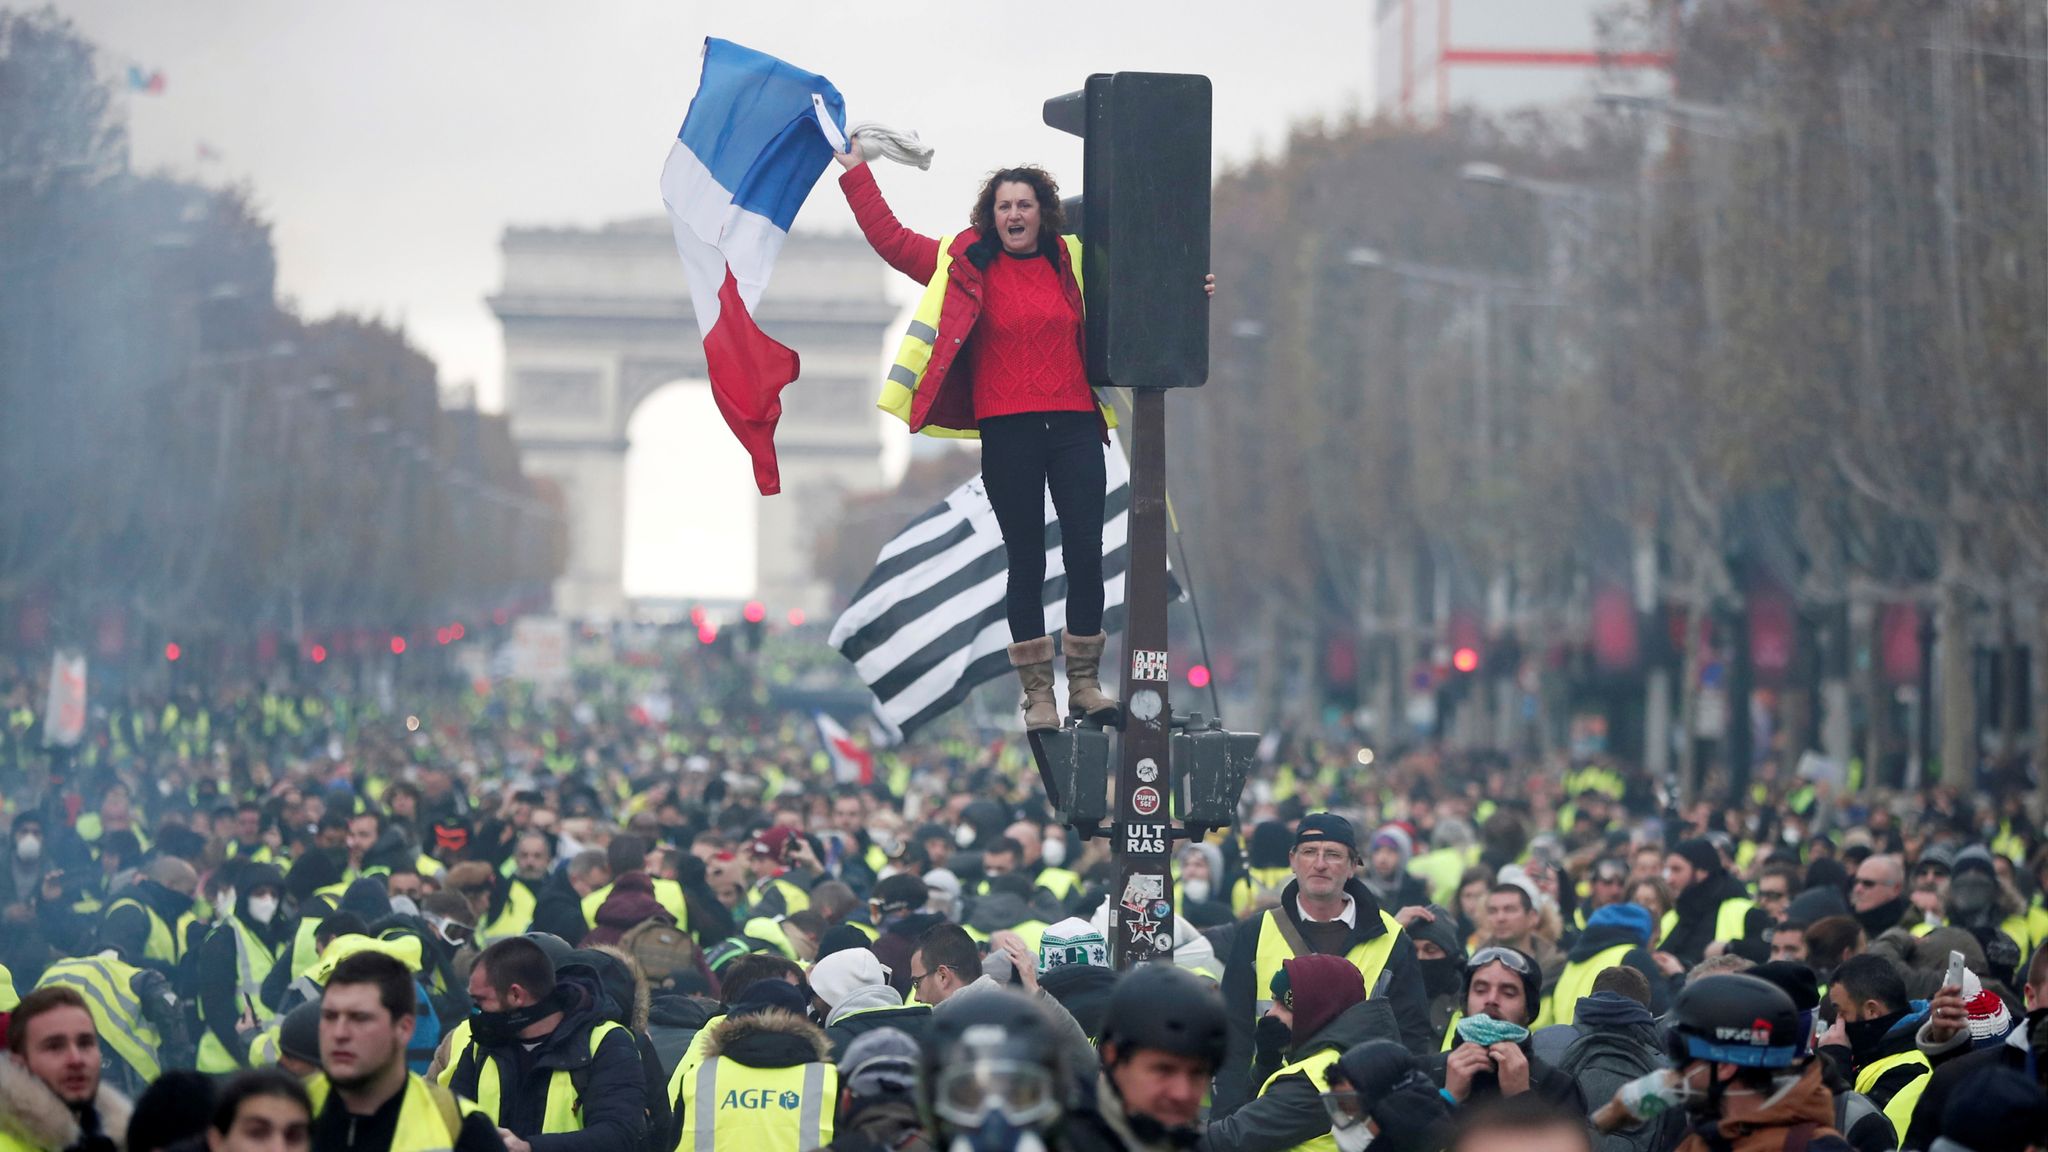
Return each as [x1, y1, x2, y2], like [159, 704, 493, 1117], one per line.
[246, 894, 279, 925]
[1042, 838, 1067, 868]
[1334, 1125, 1375, 1152]
[13, 834, 39, 862]
[1183, 878, 1212, 904]
[215, 888, 237, 921]
[954, 826, 976, 848]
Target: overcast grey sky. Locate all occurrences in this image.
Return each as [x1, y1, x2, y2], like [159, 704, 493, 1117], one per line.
[55, 1, 1377, 598]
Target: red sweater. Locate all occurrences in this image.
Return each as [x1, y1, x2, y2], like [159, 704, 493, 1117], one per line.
[965, 249, 1093, 421]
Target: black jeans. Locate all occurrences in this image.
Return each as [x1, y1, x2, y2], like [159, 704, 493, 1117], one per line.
[979, 411, 1106, 643]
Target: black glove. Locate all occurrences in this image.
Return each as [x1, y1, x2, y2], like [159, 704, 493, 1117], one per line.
[1253, 1014, 1291, 1067]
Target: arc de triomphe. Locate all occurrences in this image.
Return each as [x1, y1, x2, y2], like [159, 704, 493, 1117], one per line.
[491, 220, 897, 619]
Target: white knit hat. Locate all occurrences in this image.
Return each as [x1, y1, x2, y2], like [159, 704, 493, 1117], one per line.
[808, 948, 891, 1011]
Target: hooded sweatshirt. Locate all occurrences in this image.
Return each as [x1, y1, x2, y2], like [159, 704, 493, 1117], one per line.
[1555, 993, 1681, 1152]
[1662, 867, 1763, 968]
[1364, 825, 1428, 909]
[583, 871, 668, 947]
[1207, 999, 1398, 1152]
[824, 985, 931, 1059]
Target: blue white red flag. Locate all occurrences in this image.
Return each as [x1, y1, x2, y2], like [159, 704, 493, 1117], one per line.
[660, 39, 847, 495]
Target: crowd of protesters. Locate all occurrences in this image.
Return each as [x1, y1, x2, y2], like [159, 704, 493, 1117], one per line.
[0, 649, 2041, 1152]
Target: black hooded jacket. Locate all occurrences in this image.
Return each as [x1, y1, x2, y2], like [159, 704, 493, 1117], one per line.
[1208, 1000, 1398, 1152]
[1660, 869, 1766, 968]
[1217, 877, 1434, 1112]
[193, 863, 291, 1067]
[530, 867, 594, 944]
[99, 879, 195, 977]
[448, 972, 649, 1152]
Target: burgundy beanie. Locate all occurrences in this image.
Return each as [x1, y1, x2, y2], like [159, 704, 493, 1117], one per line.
[1281, 954, 1366, 1042]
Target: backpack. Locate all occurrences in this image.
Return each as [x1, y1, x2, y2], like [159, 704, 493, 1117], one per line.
[620, 916, 698, 985]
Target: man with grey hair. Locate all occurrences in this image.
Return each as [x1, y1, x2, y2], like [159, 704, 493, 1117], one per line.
[1852, 854, 1915, 939]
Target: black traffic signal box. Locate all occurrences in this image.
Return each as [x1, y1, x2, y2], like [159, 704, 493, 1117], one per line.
[1043, 72, 1211, 390]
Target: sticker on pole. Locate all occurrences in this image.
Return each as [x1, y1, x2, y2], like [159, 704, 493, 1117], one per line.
[1131, 649, 1168, 682]
[1132, 785, 1162, 816]
[1135, 757, 1159, 783]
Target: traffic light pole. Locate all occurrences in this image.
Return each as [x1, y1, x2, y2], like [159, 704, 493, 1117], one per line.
[1108, 388, 1175, 967]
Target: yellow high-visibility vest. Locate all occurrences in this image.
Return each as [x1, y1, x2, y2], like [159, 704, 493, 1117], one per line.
[479, 882, 537, 944]
[582, 878, 689, 932]
[197, 917, 281, 1072]
[105, 897, 180, 967]
[465, 1020, 629, 1135]
[878, 233, 1114, 440]
[1252, 908, 1402, 1016]
[1536, 942, 1633, 1028]
[677, 1056, 836, 1152]
[1256, 1047, 1343, 1152]
[37, 955, 161, 1083]
[1854, 1049, 1930, 1138]
[307, 1072, 484, 1152]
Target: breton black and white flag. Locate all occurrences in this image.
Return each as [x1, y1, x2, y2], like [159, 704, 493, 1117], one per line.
[830, 435, 1171, 737]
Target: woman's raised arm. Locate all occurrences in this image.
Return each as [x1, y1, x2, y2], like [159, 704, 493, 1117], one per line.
[837, 138, 940, 285]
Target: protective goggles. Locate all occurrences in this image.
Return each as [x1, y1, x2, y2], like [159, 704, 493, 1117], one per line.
[423, 912, 474, 947]
[1320, 1091, 1370, 1131]
[1466, 947, 1537, 976]
[931, 1059, 1062, 1128]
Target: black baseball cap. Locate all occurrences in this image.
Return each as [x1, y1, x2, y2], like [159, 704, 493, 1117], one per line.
[1294, 813, 1357, 855]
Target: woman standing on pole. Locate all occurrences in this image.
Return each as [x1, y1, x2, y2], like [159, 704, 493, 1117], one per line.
[834, 139, 1208, 732]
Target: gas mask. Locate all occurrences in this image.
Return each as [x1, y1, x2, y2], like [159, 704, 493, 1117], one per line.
[932, 1056, 1060, 1152]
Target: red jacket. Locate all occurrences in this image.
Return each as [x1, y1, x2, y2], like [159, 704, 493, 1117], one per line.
[840, 164, 1096, 437]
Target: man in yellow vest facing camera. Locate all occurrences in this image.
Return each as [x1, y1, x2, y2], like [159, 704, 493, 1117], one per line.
[310, 951, 501, 1152]
[445, 937, 646, 1152]
[1219, 813, 1434, 1111]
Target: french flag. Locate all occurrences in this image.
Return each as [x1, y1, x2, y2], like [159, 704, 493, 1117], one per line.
[660, 39, 848, 496]
[814, 712, 875, 786]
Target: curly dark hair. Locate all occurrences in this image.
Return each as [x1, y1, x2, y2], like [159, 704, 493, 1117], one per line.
[969, 166, 1066, 252]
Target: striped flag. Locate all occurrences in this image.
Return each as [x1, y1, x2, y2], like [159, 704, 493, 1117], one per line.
[830, 437, 1170, 737]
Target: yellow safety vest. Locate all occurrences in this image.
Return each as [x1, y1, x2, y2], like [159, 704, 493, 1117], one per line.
[466, 1020, 629, 1134]
[1252, 908, 1402, 1016]
[879, 233, 1114, 439]
[1854, 1050, 1930, 1138]
[105, 897, 181, 967]
[664, 1014, 726, 1107]
[36, 955, 161, 1083]
[1537, 943, 1633, 1028]
[1658, 897, 1755, 946]
[0, 963, 17, 1012]
[1233, 868, 1295, 917]
[1034, 867, 1082, 902]
[1440, 1013, 1461, 1052]
[1256, 1047, 1343, 1152]
[479, 882, 538, 943]
[307, 1072, 484, 1152]
[197, 917, 282, 1072]
[582, 878, 690, 932]
[677, 1056, 836, 1152]
[963, 920, 1049, 954]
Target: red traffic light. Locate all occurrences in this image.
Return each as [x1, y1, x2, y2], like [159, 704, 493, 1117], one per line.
[164, 642, 181, 663]
[436, 628, 451, 645]
[697, 622, 718, 645]
[786, 609, 806, 628]
[309, 644, 328, 664]
[743, 600, 766, 624]
[450, 623, 465, 641]
[1452, 646, 1480, 674]
[390, 636, 407, 655]
[1188, 663, 1211, 689]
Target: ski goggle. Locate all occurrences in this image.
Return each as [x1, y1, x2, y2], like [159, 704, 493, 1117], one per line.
[932, 1059, 1061, 1128]
[1466, 947, 1537, 976]
[423, 912, 473, 947]
[1320, 1091, 1370, 1131]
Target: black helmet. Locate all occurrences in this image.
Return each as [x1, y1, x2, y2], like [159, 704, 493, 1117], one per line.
[1098, 964, 1227, 1070]
[920, 989, 1065, 1139]
[1668, 974, 1803, 1070]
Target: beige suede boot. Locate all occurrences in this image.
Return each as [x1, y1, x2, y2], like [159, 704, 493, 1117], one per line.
[1061, 630, 1121, 724]
[1007, 635, 1060, 732]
